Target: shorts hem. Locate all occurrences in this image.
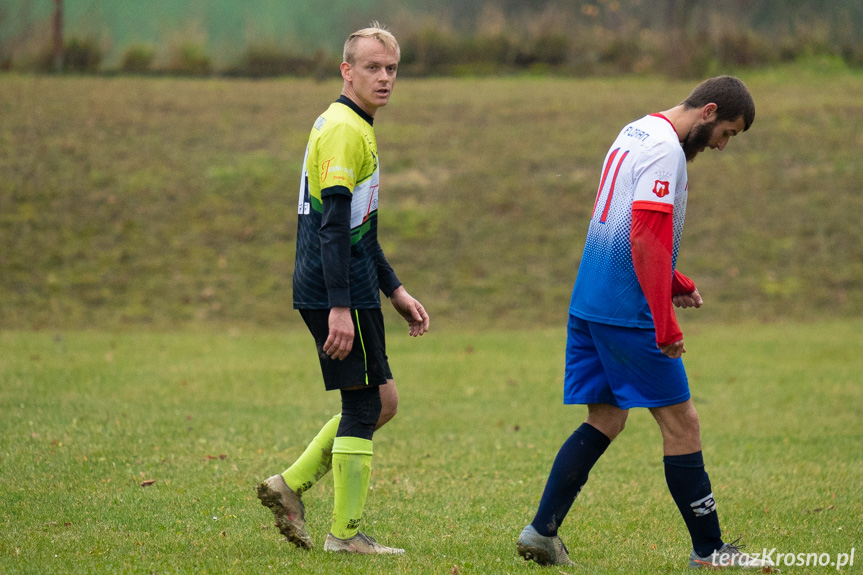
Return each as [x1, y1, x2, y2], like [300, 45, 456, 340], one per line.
[325, 379, 385, 391]
[564, 391, 690, 410]
[563, 395, 618, 407]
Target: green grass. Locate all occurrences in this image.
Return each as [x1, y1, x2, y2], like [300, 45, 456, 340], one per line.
[2, 321, 861, 574]
[3, 67, 863, 331]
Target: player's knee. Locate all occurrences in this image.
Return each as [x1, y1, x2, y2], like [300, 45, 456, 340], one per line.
[377, 399, 397, 428]
[586, 416, 626, 441]
[673, 402, 700, 432]
[587, 404, 628, 441]
[605, 417, 626, 441]
[376, 382, 399, 429]
[681, 407, 700, 436]
[655, 403, 701, 442]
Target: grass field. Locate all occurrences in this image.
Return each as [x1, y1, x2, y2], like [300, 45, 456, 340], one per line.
[2, 65, 863, 573]
[2, 321, 861, 574]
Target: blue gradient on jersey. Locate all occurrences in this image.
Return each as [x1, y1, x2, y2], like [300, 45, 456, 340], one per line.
[569, 114, 687, 329]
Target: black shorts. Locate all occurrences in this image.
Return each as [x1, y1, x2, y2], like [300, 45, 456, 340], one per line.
[299, 308, 393, 391]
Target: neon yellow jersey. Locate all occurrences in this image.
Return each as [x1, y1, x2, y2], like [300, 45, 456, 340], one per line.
[299, 100, 380, 238]
[293, 96, 394, 309]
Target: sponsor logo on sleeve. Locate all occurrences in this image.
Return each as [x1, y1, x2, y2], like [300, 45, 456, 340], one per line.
[321, 157, 334, 183]
[320, 157, 355, 184]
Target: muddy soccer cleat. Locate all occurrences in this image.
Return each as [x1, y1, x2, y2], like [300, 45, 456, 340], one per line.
[689, 541, 778, 570]
[323, 532, 406, 555]
[256, 474, 313, 549]
[516, 524, 576, 567]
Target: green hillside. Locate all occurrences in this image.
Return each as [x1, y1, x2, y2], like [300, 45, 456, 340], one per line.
[2, 65, 863, 330]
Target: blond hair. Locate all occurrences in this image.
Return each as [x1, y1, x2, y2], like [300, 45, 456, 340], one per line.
[343, 22, 400, 64]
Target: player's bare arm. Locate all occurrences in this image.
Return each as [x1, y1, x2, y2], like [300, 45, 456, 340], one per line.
[390, 285, 429, 337]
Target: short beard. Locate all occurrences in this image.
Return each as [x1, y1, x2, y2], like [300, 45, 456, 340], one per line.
[682, 120, 715, 162]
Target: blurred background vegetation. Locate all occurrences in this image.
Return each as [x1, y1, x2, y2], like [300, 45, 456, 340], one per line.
[2, 2, 863, 332]
[3, 68, 862, 331]
[1, 0, 863, 78]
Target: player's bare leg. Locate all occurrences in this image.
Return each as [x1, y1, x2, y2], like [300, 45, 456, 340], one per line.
[649, 399, 701, 456]
[586, 402, 629, 441]
[376, 380, 398, 429]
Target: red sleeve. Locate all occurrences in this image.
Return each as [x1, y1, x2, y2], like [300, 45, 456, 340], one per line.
[631, 204, 682, 347]
[672, 269, 696, 296]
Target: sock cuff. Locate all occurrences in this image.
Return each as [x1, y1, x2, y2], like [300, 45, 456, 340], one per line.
[663, 450, 705, 468]
[575, 422, 612, 453]
[332, 436, 373, 456]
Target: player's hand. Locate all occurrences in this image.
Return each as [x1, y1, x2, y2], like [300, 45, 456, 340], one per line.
[673, 288, 703, 309]
[324, 307, 354, 360]
[660, 338, 686, 359]
[390, 286, 430, 337]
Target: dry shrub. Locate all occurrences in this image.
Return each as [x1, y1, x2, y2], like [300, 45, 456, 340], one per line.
[235, 45, 317, 77]
[120, 44, 155, 74]
[168, 42, 211, 76]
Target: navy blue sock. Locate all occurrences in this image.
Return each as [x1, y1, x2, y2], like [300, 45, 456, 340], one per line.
[531, 423, 611, 537]
[664, 451, 723, 557]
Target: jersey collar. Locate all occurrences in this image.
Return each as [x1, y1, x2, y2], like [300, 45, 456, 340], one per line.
[650, 113, 680, 140]
[337, 95, 374, 126]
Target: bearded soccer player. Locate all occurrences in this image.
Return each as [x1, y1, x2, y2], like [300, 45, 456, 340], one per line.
[256, 23, 428, 556]
[516, 76, 776, 570]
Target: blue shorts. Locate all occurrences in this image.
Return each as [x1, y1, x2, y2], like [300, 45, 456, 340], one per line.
[564, 314, 690, 409]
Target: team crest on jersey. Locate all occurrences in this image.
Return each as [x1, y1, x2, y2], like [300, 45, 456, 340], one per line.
[652, 180, 670, 198]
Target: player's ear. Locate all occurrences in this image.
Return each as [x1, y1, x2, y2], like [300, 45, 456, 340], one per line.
[701, 103, 718, 123]
[340, 61, 352, 82]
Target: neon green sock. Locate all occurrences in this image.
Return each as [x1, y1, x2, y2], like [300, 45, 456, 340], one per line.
[330, 436, 374, 540]
[281, 414, 340, 494]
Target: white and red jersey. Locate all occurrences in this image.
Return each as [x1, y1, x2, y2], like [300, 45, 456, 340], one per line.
[570, 113, 692, 345]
